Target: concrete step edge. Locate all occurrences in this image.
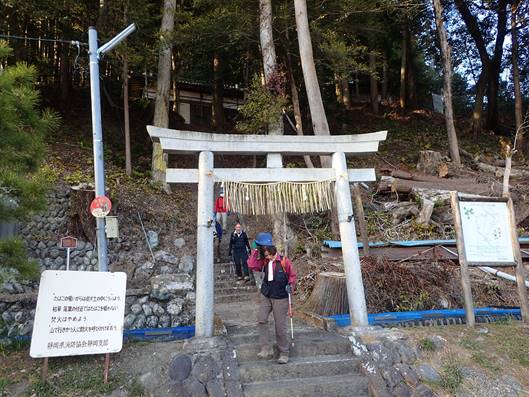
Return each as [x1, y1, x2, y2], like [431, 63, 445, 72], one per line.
[239, 354, 359, 368]
[242, 373, 368, 390]
[228, 329, 335, 341]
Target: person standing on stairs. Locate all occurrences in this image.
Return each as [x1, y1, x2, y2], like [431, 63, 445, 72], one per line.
[248, 233, 297, 364]
[213, 215, 223, 263]
[215, 191, 228, 231]
[229, 223, 251, 281]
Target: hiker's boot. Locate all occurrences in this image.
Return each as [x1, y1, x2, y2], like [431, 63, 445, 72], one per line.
[257, 347, 273, 359]
[277, 353, 289, 364]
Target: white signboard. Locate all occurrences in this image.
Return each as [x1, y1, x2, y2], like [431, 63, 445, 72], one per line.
[459, 201, 515, 263]
[30, 271, 127, 358]
[105, 216, 119, 238]
[432, 93, 444, 114]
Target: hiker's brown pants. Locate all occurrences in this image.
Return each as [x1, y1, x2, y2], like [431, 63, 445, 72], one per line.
[257, 295, 289, 354]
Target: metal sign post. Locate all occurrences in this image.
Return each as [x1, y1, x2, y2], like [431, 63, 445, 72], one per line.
[60, 236, 78, 271]
[88, 23, 135, 272]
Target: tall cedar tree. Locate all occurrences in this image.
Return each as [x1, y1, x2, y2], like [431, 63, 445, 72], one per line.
[0, 42, 59, 280]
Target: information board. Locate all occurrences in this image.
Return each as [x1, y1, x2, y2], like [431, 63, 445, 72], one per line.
[458, 201, 515, 264]
[30, 271, 127, 358]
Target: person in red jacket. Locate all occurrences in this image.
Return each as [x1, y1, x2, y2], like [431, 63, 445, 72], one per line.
[248, 232, 296, 364]
[215, 192, 227, 231]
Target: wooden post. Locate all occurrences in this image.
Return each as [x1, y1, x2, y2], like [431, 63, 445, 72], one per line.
[353, 184, 370, 256]
[103, 353, 110, 384]
[41, 357, 49, 383]
[332, 152, 368, 327]
[450, 192, 475, 326]
[195, 151, 215, 337]
[507, 197, 529, 323]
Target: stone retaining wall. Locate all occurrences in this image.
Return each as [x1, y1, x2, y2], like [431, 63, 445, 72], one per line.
[0, 184, 197, 339]
[348, 327, 436, 397]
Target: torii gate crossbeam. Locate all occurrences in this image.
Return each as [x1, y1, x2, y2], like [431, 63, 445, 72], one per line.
[147, 126, 388, 337]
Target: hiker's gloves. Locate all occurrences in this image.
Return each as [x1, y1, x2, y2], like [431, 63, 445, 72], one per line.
[285, 284, 293, 294]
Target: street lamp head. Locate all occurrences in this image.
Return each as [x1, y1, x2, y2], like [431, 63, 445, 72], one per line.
[97, 23, 137, 56]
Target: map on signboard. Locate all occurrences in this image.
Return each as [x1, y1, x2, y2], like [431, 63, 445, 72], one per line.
[30, 271, 127, 358]
[459, 201, 515, 263]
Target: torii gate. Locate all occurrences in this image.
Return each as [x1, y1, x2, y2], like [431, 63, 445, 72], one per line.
[147, 126, 387, 337]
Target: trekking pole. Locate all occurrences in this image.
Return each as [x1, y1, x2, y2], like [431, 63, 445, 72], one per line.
[288, 292, 294, 345]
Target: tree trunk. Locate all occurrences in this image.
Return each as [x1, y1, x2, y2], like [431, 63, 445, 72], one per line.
[407, 34, 417, 109]
[302, 272, 349, 316]
[382, 52, 388, 100]
[60, 43, 71, 102]
[511, 1, 525, 153]
[171, 50, 178, 112]
[293, 0, 331, 165]
[212, 52, 224, 131]
[341, 78, 351, 110]
[67, 186, 97, 244]
[485, 0, 508, 132]
[123, 56, 132, 175]
[285, 45, 314, 168]
[399, 27, 408, 109]
[353, 184, 370, 256]
[455, 0, 508, 135]
[152, 0, 176, 188]
[335, 75, 343, 104]
[259, 0, 277, 86]
[417, 150, 443, 175]
[433, 0, 461, 165]
[472, 71, 487, 138]
[293, 0, 337, 237]
[260, 0, 293, 254]
[354, 71, 360, 97]
[369, 52, 379, 113]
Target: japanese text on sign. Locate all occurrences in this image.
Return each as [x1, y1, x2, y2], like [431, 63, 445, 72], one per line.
[30, 270, 127, 358]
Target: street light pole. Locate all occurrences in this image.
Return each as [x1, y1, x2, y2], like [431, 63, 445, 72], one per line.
[88, 24, 136, 272]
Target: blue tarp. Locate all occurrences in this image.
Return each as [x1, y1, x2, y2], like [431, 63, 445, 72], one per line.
[328, 307, 521, 327]
[323, 237, 529, 250]
[123, 325, 195, 341]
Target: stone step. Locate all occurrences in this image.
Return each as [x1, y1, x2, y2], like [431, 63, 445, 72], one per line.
[215, 280, 255, 288]
[229, 329, 326, 346]
[215, 273, 236, 281]
[239, 354, 360, 384]
[214, 263, 233, 268]
[215, 268, 234, 276]
[242, 374, 368, 397]
[215, 285, 255, 295]
[227, 322, 312, 337]
[236, 334, 351, 363]
[215, 293, 256, 304]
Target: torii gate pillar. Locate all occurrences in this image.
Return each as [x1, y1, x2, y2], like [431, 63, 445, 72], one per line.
[195, 151, 215, 337]
[333, 152, 369, 326]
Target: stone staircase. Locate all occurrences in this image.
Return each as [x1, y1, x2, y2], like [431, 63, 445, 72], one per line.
[214, 261, 256, 304]
[214, 262, 369, 397]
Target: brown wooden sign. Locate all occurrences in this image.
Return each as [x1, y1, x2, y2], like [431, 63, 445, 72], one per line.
[60, 236, 78, 249]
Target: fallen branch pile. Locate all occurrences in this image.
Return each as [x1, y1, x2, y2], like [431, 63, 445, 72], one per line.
[377, 171, 502, 196]
[362, 256, 459, 313]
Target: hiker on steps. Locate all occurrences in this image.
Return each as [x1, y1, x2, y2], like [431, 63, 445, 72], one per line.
[248, 232, 297, 365]
[215, 190, 227, 231]
[213, 215, 223, 263]
[228, 223, 251, 281]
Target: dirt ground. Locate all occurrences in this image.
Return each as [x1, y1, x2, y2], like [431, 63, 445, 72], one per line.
[0, 338, 191, 397]
[403, 321, 529, 396]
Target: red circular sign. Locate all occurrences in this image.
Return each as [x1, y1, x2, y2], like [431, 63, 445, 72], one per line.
[90, 196, 112, 218]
